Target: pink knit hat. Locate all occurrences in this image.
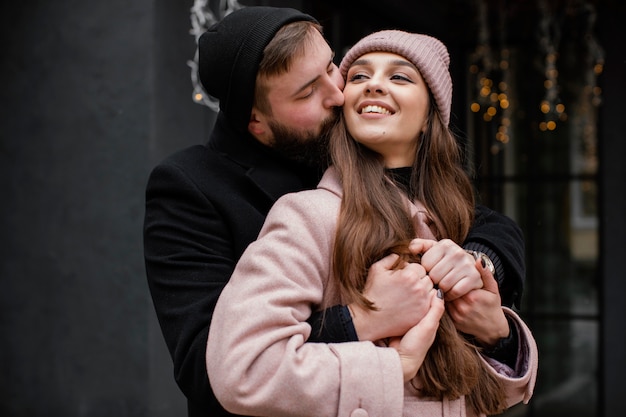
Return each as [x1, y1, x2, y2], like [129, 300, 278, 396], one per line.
[339, 30, 453, 126]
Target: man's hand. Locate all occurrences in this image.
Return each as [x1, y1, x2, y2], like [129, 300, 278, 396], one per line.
[410, 238, 483, 301]
[349, 253, 434, 342]
[447, 258, 509, 347]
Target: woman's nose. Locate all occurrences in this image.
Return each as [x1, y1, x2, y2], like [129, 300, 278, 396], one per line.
[366, 86, 384, 94]
[365, 77, 386, 94]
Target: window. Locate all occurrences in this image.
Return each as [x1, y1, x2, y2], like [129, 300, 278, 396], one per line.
[466, 3, 602, 415]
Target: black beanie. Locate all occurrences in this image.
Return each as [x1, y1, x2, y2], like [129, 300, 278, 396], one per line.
[198, 7, 318, 130]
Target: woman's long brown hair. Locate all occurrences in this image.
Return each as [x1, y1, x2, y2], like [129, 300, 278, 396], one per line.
[330, 105, 508, 415]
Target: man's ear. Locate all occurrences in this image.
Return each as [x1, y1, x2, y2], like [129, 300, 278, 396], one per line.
[248, 107, 271, 145]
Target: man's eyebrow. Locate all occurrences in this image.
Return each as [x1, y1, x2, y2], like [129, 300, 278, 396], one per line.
[292, 55, 335, 97]
[293, 75, 321, 97]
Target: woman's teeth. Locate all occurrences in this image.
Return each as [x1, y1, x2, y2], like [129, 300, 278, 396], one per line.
[360, 105, 391, 115]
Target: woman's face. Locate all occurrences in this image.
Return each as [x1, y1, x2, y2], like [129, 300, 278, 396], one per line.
[343, 52, 430, 168]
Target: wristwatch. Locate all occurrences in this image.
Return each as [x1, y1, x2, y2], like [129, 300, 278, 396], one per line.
[465, 250, 496, 276]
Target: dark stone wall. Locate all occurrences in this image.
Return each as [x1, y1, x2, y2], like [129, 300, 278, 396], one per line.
[0, 0, 206, 415]
[597, 2, 626, 416]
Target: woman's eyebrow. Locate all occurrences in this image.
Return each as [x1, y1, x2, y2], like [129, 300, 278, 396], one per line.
[350, 57, 417, 72]
[350, 58, 371, 68]
[389, 59, 418, 70]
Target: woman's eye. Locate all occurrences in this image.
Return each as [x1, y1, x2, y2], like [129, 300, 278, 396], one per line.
[391, 74, 413, 82]
[348, 73, 368, 82]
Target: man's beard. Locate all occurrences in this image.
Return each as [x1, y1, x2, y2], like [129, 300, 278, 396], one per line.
[267, 110, 338, 169]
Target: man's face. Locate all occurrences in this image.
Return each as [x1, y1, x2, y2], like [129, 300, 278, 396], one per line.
[256, 29, 344, 166]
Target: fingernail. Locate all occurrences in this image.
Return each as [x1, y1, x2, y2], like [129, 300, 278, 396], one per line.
[437, 289, 444, 299]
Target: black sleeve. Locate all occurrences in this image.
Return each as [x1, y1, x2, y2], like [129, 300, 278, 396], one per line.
[144, 161, 234, 412]
[481, 315, 519, 369]
[307, 305, 359, 343]
[463, 205, 525, 308]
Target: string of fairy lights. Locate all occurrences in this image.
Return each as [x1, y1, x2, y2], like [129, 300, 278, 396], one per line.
[468, 0, 514, 150]
[467, 0, 604, 154]
[537, 0, 567, 133]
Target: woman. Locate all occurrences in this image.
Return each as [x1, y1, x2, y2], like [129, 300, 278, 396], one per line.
[207, 30, 537, 417]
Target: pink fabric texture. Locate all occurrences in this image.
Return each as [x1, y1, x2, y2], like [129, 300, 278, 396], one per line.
[206, 167, 538, 417]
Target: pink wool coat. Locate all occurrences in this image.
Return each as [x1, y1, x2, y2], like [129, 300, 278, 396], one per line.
[207, 167, 538, 417]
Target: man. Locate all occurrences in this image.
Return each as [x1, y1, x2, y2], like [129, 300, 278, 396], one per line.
[143, 7, 524, 416]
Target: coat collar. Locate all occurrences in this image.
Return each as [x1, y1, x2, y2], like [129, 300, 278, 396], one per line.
[208, 112, 320, 202]
[317, 166, 343, 197]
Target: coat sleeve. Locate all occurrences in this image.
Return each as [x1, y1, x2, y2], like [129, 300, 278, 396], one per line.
[464, 205, 526, 308]
[206, 191, 404, 417]
[144, 157, 237, 410]
[482, 307, 539, 407]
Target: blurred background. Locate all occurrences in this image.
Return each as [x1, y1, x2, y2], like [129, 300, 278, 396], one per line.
[1, 0, 624, 416]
